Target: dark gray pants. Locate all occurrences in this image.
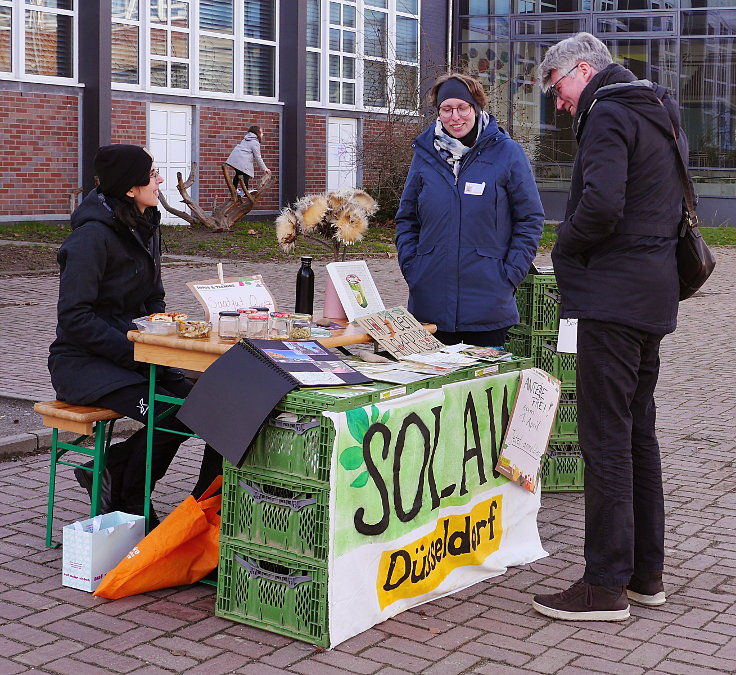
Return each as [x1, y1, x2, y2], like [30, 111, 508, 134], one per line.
[577, 319, 665, 587]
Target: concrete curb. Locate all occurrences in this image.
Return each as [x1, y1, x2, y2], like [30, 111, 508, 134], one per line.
[0, 418, 142, 460]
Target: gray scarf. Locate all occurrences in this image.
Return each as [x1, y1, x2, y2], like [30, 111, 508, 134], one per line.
[433, 111, 490, 181]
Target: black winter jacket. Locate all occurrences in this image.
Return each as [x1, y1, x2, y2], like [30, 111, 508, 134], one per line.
[49, 189, 184, 404]
[551, 64, 682, 335]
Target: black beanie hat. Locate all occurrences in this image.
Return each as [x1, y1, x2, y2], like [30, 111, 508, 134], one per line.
[436, 77, 480, 114]
[94, 145, 154, 199]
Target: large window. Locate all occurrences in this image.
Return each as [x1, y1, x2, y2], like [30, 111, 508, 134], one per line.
[111, 0, 277, 99]
[306, 0, 420, 111]
[0, 0, 74, 80]
[456, 2, 736, 196]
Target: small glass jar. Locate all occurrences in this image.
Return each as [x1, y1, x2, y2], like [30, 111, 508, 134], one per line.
[246, 308, 269, 339]
[269, 312, 293, 339]
[289, 313, 312, 340]
[218, 311, 240, 342]
[237, 308, 257, 337]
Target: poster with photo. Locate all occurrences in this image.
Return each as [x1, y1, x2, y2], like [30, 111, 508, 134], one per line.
[326, 261, 385, 322]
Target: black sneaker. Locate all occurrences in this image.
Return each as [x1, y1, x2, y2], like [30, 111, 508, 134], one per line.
[532, 580, 630, 621]
[74, 460, 114, 513]
[627, 571, 666, 606]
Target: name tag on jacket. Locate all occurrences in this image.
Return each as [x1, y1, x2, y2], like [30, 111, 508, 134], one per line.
[464, 181, 485, 195]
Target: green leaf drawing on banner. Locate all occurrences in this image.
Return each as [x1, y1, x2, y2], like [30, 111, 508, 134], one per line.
[380, 410, 391, 425]
[350, 471, 370, 488]
[346, 407, 370, 442]
[370, 404, 379, 424]
[339, 445, 364, 471]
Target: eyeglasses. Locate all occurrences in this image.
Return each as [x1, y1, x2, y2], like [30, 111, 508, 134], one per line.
[550, 64, 579, 98]
[438, 103, 474, 120]
[149, 168, 160, 179]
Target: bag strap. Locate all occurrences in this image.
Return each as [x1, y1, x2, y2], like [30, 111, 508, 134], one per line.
[657, 99, 697, 231]
[197, 475, 223, 502]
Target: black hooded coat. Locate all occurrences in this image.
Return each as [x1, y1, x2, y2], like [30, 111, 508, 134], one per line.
[48, 189, 184, 404]
[551, 63, 683, 335]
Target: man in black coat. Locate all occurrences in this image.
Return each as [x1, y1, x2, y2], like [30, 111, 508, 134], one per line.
[532, 33, 682, 621]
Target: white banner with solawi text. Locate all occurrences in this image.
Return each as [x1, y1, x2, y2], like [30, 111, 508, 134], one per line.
[325, 372, 547, 648]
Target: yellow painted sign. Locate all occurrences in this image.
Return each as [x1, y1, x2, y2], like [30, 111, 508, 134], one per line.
[377, 496, 502, 609]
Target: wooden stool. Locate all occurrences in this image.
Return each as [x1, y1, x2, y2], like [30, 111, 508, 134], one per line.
[34, 400, 123, 548]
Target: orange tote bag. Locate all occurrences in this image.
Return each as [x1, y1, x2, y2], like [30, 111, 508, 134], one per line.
[94, 476, 222, 599]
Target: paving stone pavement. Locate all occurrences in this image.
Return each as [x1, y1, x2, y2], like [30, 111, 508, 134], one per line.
[0, 250, 735, 674]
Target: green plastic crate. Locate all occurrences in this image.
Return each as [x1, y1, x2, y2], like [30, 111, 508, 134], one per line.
[424, 356, 531, 388]
[220, 466, 329, 562]
[532, 334, 577, 388]
[514, 282, 533, 326]
[506, 329, 532, 358]
[216, 541, 329, 647]
[550, 390, 577, 441]
[515, 274, 560, 333]
[241, 414, 335, 484]
[541, 443, 584, 492]
[278, 380, 424, 415]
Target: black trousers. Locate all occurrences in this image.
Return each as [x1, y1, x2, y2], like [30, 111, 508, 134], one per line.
[577, 319, 665, 587]
[232, 170, 250, 191]
[433, 327, 509, 348]
[92, 379, 223, 513]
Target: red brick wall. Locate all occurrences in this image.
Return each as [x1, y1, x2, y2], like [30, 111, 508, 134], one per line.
[200, 107, 280, 212]
[305, 114, 327, 195]
[111, 100, 147, 145]
[0, 91, 78, 218]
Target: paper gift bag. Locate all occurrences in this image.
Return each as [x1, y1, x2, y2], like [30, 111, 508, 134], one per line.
[93, 477, 222, 600]
[62, 512, 145, 592]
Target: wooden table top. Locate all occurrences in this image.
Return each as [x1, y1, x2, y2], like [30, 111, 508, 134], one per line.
[128, 322, 435, 372]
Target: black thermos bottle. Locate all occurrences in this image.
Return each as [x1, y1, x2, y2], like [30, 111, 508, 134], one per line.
[295, 256, 315, 315]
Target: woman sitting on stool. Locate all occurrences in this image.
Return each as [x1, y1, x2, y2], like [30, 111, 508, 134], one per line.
[48, 144, 222, 526]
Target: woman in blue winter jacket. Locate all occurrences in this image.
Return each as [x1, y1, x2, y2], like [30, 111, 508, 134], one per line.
[395, 73, 545, 347]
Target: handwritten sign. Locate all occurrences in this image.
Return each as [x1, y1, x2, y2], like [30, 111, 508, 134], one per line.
[353, 307, 444, 359]
[496, 368, 561, 492]
[187, 276, 276, 330]
[325, 261, 385, 322]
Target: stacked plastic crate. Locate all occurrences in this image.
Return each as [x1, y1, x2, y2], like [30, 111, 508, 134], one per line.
[214, 384, 401, 647]
[507, 272, 584, 492]
[214, 359, 533, 646]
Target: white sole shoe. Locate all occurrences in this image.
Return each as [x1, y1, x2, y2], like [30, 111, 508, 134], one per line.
[627, 589, 666, 606]
[532, 600, 630, 621]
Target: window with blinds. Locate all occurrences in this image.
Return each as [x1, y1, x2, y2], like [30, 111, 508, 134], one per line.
[24, 0, 74, 78]
[242, 0, 275, 96]
[112, 0, 139, 84]
[0, 5, 11, 73]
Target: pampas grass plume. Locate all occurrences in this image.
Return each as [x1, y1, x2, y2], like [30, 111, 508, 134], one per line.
[347, 189, 378, 217]
[295, 194, 329, 233]
[275, 207, 298, 252]
[333, 205, 368, 244]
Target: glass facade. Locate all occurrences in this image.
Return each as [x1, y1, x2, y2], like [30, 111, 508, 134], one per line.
[456, 1, 736, 197]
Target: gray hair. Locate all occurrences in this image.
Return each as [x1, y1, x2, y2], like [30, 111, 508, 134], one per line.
[538, 32, 613, 92]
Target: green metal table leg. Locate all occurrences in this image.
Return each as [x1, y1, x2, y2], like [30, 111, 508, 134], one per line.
[145, 363, 156, 533]
[46, 428, 60, 548]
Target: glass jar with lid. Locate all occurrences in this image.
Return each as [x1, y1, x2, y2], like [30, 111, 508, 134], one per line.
[237, 308, 257, 337]
[246, 307, 269, 339]
[218, 311, 240, 342]
[289, 313, 312, 339]
[269, 312, 293, 339]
